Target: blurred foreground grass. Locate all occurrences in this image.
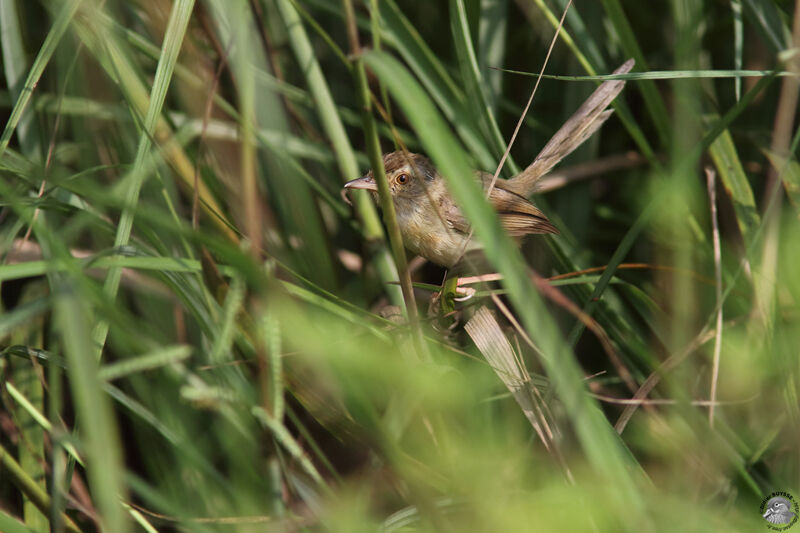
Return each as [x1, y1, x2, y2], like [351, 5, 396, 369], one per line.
[0, 0, 799, 531]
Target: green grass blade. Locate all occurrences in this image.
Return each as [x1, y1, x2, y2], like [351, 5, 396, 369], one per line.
[567, 203, 653, 346]
[764, 149, 800, 213]
[566, 71, 776, 347]
[252, 406, 326, 488]
[98, 345, 192, 381]
[599, 0, 671, 146]
[477, 0, 507, 112]
[5, 381, 83, 465]
[526, 0, 657, 163]
[0, 3, 797, 529]
[731, 0, 743, 100]
[54, 275, 130, 533]
[0, 443, 83, 533]
[0, 0, 81, 159]
[377, 0, 496, 169]
[0, 0, 43, 159]
[0, 510, 36, 533]
[552, 0, 605, 68]
[494, 68, 793, 80]
[351, 56, 416, 315]
[708, 128, 759, 242]
[450, 0, 514, 170]
[92, 0, 196, 355]
[273, 0, 403, 306]
[7, 341, 48, 529]
[743, 0, 792, 52]
[211, 0, 338, 289]
[69, 7, 233, 240]
[0, 295, 51, 337]
[686, 73, 776, 169]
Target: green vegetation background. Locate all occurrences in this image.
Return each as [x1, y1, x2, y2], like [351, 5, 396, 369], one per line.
[0, 0, 798, 531]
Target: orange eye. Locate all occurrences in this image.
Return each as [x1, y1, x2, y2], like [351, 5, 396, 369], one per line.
[396, 173, 409, 184]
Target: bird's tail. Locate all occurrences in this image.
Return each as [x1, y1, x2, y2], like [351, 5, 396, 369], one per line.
[504, 58, 635, 197]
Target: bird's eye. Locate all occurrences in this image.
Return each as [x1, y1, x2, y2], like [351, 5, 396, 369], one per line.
[396, 173, 409, 184]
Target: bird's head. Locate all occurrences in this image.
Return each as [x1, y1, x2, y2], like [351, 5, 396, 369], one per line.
[763, 497, 796, 524]
[344, 151, 440, 205]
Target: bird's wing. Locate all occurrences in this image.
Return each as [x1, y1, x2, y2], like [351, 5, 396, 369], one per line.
[490, 185, 559, 236]
[444, 173, 558, 237]
[504, 58, 635, 198]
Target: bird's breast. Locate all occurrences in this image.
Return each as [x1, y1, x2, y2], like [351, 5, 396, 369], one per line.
[396, 204, 474, 267]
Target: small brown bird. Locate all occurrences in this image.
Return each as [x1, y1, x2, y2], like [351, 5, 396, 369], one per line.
[345, 59, 634, 268]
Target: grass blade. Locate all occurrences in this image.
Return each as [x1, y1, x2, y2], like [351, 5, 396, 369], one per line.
[450, 0, 513, 168]
[0, 0, 81, 158]
[709, 127, 760, 242]
[743, 0, 792, 52]
[274, 0, 403, 305]
[599, 0, 671, 146]
[92, 0, 197, 355]
[54, 275, 130, 532]
[377, 0, 497, 169]
[477, 0, 507, 112]
[0, 0, 43, 158]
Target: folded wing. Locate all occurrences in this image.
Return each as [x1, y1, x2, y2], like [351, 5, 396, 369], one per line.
[444, 173, 559, 237]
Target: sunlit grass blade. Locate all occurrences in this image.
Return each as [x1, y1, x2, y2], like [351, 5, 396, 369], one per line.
[7, 338, 48, 530]
[98, 345, 193, 381]
[708, 128, 760, 242]
[0, 510, 38, 533]
[494, 67, 795, 80]
[0, 442, 83, 533]
[5, 381, 83, 465]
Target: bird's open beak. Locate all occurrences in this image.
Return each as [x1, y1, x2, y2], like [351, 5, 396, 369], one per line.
[344, 175, 378, 192]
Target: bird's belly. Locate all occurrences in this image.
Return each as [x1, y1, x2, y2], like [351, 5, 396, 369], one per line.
[400, 217, 474, 267]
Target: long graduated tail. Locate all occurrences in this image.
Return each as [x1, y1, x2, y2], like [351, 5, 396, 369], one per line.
[503, 59, 635, 197]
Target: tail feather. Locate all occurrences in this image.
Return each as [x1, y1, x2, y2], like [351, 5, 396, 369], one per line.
[504, 58, 634, 197]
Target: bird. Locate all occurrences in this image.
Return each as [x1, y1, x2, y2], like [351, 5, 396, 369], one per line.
[345, 59, 634, 268]
[763, 497, 797, 525]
